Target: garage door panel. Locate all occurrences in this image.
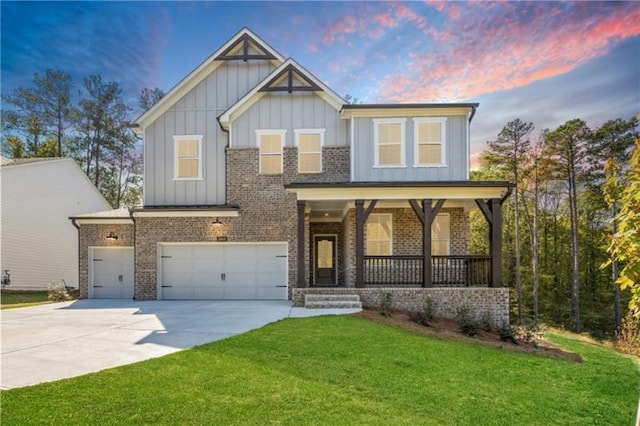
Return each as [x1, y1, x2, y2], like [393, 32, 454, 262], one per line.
[92, 248, 134, 299]
[159, 243, 287, 300]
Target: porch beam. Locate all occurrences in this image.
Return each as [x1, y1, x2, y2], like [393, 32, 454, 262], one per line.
[490, 198, 502, 287]
[422, 199, 433, 288]
[297, 200, 306, 288]
[355, 199, 365, 288]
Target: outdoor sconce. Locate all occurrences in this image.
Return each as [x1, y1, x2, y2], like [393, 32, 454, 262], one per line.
[105, 231, 118, 241]
[212, 217, 223, 227]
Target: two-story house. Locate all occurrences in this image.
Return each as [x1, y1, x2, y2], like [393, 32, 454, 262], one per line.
[72, 28, 512, 324]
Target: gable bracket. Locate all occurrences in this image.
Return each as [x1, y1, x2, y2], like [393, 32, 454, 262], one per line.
[216, 33, 278, 62]
[259, 64, 323, 94]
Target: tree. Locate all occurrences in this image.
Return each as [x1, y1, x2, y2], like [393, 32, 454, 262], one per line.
[591, 117, 638, 331]
[74, 75, 139, 207]
[544, 119, 591, 332]
[2, 86, 47, 156]
[1, 70, 73, 157]
[483, 119, 534, 324]
[33, 70, 73, 156]
[139, 87, 165, 111]
[604, 135, 640, 317]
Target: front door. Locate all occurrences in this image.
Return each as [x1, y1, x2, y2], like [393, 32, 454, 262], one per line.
[314, 236, 337, 286]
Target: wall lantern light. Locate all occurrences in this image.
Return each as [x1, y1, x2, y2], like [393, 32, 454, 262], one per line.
[212, 217, 223, 227]
[105, 231, 119, 241]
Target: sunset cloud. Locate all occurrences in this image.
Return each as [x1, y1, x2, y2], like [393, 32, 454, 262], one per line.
[378, 2, 640, 102]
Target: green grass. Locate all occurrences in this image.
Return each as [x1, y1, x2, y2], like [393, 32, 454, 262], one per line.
[1, 316, 638, 425]
[0, 290, 50, 309]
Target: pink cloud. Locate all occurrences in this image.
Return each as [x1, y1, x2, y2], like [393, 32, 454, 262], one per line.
[379, 3, 640, 102]
[307, 44, 319, 53]
[321, 3, 427, 45]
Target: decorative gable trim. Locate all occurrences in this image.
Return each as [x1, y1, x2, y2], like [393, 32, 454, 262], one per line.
[218, 59, 346, 133]
[215, 33, 279, 62]
[132, 28, 285, 133]
[259, 64, 323, 93]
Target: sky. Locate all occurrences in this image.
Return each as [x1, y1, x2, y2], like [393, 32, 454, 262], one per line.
[2, 1, 639, 166]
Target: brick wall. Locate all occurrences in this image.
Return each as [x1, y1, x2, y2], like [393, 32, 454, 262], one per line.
[292, 287, 509, 327]
[77, 223, 134, 299]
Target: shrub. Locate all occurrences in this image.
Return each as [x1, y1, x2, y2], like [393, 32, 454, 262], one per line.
[480, 311, 495, 332]
[409, 297, 437, 327]
[511, 321, 547, 347]
[456, 306, 480, 337]
[616, 312, 640, 356]
[499, 326, 518, 344]
[47, 281, 70, 302]
[378, 292, 393, 318]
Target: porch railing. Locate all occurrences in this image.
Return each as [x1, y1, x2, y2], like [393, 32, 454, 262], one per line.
[364, 255, 492, 287]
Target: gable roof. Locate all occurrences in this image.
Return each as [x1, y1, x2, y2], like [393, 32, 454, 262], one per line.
[218, 58, 346, 131]
[131, 27, 285, 133]
[0, 157, 67, 167]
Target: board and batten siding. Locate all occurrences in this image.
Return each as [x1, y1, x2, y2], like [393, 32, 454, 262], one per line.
[231, 93, 348, 148]
[352, 115, 469, 182]
[144, 61, 276, 206]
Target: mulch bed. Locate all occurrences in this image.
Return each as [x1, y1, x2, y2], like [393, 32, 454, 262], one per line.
[353, 308, 582, 363]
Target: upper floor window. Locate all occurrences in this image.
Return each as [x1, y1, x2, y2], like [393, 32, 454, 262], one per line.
[413, 117, 447, 167]
[366, 213, 393, 255]
[256, 130, 286, 175]
[374, 118, 406, 167]
[295, 129, 324, 174]
[173, 135, 203, 180]
[432, 213, 450, 255]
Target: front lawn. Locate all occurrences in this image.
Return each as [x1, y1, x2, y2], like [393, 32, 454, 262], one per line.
[0, 290, 49, 309]
[1, 316, 638, 425]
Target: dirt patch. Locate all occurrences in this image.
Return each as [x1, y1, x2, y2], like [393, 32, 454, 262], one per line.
[353, 308, 582, 363]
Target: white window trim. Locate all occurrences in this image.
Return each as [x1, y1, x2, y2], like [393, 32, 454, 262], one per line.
[432, 213, 450, 256]
[412, 117, 447, 168]
[366, 213, 393, 256]
[294, 128, 325, 174]
[373, 118, 406, 168]
[256, 129, 286, 175]
[173, 135, 203, 180]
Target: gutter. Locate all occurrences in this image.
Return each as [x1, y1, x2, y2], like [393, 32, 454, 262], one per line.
[500, 186, 513, 205]
[469, 105, 477, 123]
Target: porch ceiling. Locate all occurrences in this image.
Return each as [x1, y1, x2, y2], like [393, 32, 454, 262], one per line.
[287, 182, 512, 202]
[307, 199, 477, 221]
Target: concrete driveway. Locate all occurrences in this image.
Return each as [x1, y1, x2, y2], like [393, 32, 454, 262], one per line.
[1, 299, 359, 390]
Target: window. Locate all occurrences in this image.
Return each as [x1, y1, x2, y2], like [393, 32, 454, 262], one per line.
[414, 118, 446, 166]
[374, 118, 406, 167]
[431, 214, 450, 255]
[174, 135, 203, 180]
[256, 130, 285, 174]
[295, 129, 324, 173]
[366, 214, 392, 255]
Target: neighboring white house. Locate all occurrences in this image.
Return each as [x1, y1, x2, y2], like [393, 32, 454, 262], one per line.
[0, 157, 111, 290]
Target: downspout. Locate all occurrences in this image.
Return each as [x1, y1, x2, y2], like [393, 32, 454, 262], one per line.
[130, 209, 137, 300]
[70, 218, 81, 295]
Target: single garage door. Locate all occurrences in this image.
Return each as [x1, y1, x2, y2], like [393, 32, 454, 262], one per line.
[90, 247, 134, 299]
[159, 243, 288, 300]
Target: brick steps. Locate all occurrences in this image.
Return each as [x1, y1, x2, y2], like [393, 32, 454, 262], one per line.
[304, 293, 362, 309]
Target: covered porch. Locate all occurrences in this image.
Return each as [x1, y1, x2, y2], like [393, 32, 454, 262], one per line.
[287, 182, 512, 289]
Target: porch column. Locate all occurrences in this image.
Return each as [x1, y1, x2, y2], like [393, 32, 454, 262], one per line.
[490, 198, 503, 287]
[422, 200, 433, 288]
[355, 200, 364, 288]
[475, 198, 503, 287]
[355, 199, 377, 288]
[297, 200, 306, 288]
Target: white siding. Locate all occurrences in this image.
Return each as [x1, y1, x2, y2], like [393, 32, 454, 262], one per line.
[0, 159, 111, 290]
[144, 61, 277, 206]
[352, 115, 469, 181]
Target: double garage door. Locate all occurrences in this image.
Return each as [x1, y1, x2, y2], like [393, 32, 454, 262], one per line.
[159, 243, 288, 300]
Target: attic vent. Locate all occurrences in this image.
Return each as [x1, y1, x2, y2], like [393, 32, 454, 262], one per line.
[215, 33, 278, 62]
[259, 64, 323, 94]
